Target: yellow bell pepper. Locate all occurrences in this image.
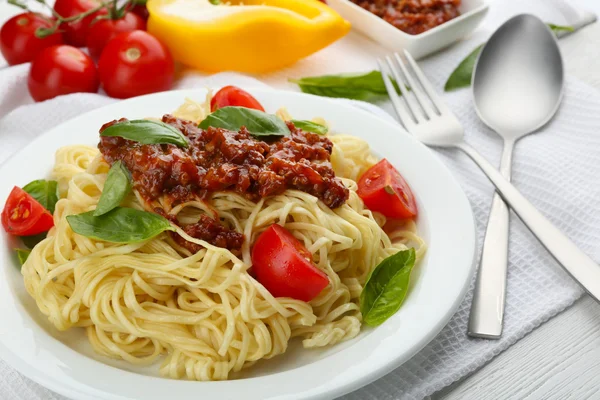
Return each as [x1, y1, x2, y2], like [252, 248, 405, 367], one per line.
[146, 0, 350, 73]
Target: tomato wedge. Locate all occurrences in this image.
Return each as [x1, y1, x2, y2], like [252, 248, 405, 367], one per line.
[211, 86, 265, 112]
[251, 224, 329, 302]
[1, 187, 54, 236]
[357, 159, 418, 219]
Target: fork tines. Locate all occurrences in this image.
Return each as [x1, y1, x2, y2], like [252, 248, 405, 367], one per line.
[377, 50, 446, 131]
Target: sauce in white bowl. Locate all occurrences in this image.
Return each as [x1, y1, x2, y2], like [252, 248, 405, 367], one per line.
[327, 0, 489, 59]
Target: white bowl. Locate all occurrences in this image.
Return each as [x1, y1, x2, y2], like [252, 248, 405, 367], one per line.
[0, 88, 476, 400]
[327, 0, 489, 59]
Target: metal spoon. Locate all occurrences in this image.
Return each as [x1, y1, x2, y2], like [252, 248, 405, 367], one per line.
[467, 14, 564, 339]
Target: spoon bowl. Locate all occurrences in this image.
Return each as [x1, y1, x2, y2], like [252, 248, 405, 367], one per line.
[473, 14, 564, 138]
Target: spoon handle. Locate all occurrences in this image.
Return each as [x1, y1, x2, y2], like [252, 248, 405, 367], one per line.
[456, 142, 600, 302]
[468, 139, 514, 339]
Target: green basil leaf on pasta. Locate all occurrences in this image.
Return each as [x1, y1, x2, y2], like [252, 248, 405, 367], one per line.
[290, 120, 328, 135]
[23, 179, 59, 214]
[360, 248, 416, 326]
[15, 248, 31, 267]
[289, 71, 398, 101]
[101, 120, 189, 148]
[21, 233, 47, 249]
[444, 44, 483, 92]
[199, 106, 291, 138]
[67, 207, 176, 243]
[94, 161, 132, 217]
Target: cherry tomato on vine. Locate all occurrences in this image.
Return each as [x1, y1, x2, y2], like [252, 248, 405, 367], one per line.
[86, 12, 146, 59]
[98, 30, 174, 99]
[129, 2, 149, 21]
[0, 13, 63, 65]
[1, 187, 54, 236]
[53, 0, 107, 47]
[211, 86, 265, 112]
[357, 159, 418, 219]
[252, 224, 329, 302]
[28, 45, 99, 102]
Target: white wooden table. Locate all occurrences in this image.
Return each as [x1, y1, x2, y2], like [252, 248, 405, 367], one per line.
[0, 0, 599, 399]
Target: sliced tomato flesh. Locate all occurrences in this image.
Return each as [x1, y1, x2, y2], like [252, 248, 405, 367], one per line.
[251, 224, 328, 302]
[357, 159, 418, 219]
[1, 186, 54, 236]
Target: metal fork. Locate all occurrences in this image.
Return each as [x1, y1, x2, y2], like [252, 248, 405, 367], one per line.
[378, 50, 600, 321]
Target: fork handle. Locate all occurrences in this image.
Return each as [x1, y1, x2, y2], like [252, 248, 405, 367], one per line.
[468, 139, 514, 339]
[456, 142, 600, 302]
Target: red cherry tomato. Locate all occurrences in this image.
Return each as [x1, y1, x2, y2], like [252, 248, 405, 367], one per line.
[251, 224, 329, 302]
[86, 12, 146, 59]
[0, 13, 63, 66]
[98, 30, 174, 99]
[53, 0, 106, 47]
[28, 45, 99, 102]
[129, 3, 149, 21]
[357, 159, 418, 219]
[1, 187, 54, 236]
[211, 86, 265, 112]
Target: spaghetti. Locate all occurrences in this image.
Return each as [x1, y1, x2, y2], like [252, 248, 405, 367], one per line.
[21, 99, 425, 381]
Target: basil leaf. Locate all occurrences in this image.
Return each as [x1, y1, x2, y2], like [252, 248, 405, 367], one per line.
[23, 179, 59, 214]
[199, 106, 291, 138]
[444, 44, 483, 92]
[94, 161, 132, 217]
[444, 23, 574, 92]
[289, 71, 398, 101]
[21, 233, 47, 248]
[15, 249, 31, 266]
[548, 24, 574, 34]
[67, 208, 175, 243]
[290, 120, 328, 135]
[101, 120, 189, 148]
[360, 248, 416, 327]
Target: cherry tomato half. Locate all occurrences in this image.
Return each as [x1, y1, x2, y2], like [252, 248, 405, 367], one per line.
[1, 187, 54, 236]
[98, 30, 174, 99]
[211, 86, 265, 112]
[0, 13, 63, 66]
[357, 159, 418, 219]
[53, 0, 106, 47]
[252, 224, 329, 302]
[28, 45, 99, 102]
[86, 12, 146, 59]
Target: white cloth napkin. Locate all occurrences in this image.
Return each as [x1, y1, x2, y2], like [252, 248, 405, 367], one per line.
[0, 1, 599, 400]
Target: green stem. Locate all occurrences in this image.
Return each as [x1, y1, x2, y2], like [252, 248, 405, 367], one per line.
[39, 1, 62, 19]
[10, 0, 111, 38]
[60, 2, 108, 22]
[110, 0, 117, 18]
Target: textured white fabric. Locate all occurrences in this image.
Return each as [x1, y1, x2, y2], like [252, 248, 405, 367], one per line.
[0, 1, 598, 400]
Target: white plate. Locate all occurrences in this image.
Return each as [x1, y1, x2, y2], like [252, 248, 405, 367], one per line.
[328, 0, 489, 59]
[0, 88, 476, 400]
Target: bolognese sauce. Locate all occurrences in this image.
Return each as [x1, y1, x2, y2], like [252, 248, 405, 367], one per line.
[98, 115, 349, 251]
[350, 0, 461, 35]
